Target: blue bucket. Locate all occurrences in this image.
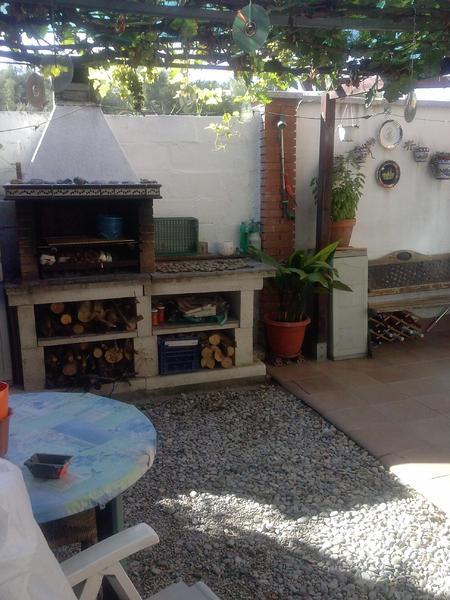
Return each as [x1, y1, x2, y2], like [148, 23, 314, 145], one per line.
[98, 215, 123, 240]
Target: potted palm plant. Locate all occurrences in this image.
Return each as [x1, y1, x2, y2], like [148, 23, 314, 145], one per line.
[311, 155, 365, 247]
[252, 241, 351, 358]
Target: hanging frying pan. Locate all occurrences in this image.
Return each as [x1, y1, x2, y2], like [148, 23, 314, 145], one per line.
[26, 73, 46, 109]
[404, 91, 417, 123]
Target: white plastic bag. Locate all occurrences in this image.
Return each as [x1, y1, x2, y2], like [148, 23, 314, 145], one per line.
[0, 459, 76, 600]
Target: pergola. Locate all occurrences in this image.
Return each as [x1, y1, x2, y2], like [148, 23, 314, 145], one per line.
[1, 1, 449, 100]
[1, 0, 449, 353]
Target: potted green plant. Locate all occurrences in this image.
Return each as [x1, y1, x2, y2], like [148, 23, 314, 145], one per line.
[311, 155, 365, 247]
[252, 241, 351, 358]
[430, 152, 450, 180]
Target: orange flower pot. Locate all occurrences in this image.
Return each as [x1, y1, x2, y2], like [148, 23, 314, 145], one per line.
[263, 314, 311, 358]
[330, 219, 356, 248]
[0, 408, 12, 458]
[0, 381, 8, 421]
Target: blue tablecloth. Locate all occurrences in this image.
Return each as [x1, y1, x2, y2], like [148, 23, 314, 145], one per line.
[6, 392, 156, 524]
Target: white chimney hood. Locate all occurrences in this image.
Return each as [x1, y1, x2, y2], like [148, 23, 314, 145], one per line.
[26, 83, 138, 183]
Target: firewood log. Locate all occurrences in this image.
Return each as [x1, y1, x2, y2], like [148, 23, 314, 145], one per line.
[95, 357, 113, 378]
[221, 356, 233, 369]
[93, 347, 103, 359]
[201, 357, 215, 369]
[92, 301, 105, 321]
[62, 361, 78, 377]
[50, 303, 65, 315]
[96, 317, 117, 329]
[125, 316, 137, 332]
[219, 332, 234, 346]
[208, 333, 221, 346]
[39, 317, 54, 338]
[214, 348, 225, 363]
[201, 346, 213, 359]
[72, 323, 85, 335]
[60, 313, 72, 326]
[46, 353, 60, 367]
[77, 301, 93, 323]
[112, 302, 135, 331]
[124, 341, 134, 362]
[104, 346, 124, 364]
[226, 346, 235, 358]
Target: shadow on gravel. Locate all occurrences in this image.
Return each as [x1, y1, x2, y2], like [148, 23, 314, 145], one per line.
[120, 385, 449, 600]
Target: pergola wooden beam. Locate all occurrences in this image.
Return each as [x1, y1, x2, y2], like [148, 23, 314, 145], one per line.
[9, 0, 436, 31]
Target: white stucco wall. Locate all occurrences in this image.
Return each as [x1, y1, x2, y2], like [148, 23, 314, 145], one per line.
[0, 112, 261, 253]
[107, 114, 261, 252]
[295, 95, 450, 259]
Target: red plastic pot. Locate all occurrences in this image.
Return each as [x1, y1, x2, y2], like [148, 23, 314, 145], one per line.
[0, 408, 12, 458]
[263, 313, 311, 358]
[0, 381, 8, 421]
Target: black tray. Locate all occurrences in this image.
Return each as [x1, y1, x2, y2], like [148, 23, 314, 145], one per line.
[24, 453, 72, 479]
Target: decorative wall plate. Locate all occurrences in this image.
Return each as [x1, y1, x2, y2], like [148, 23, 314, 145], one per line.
[376, 160, 401, 188]
[379, 120, 403, 149]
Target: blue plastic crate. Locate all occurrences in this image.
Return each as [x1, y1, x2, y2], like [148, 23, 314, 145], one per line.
[158, 335, 200, 375]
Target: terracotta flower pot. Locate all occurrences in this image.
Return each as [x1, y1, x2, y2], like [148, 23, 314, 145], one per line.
[330, 219, 356, 248]
[0, 381, 8, 421]
[0, 408, 12, 458]
[263, 313, 311, 358]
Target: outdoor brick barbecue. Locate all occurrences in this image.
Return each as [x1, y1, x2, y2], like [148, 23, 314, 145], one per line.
[4, 80, 161, 390]
[4, 81, 270, 391]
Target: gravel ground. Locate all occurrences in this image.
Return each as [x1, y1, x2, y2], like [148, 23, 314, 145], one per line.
[121, 384, 450, 600]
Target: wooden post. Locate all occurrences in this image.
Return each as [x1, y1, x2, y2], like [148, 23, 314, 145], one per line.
[314, 93, 336, 360]
[316, 93, 335, 249]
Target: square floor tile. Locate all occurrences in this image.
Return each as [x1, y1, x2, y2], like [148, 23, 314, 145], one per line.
[348, 423, 419, 457]
[326, 405, 391, 431]
[350, 382, 408, 404]
[374, 398, 439, 422]
[387, 377, 449, 398]
[407, 416, 450, 448]
[302, 389, 365, 415]
[412, 392, 450, 414]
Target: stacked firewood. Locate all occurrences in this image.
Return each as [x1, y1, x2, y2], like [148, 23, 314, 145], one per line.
[45, 339, 135, 387]
[200, 332, 235, 369]
[37, 299, 141, 338]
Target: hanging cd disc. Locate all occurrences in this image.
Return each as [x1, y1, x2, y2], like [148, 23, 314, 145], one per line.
[404, 91, 417, 123]
[26, 73, 46, 109]
[41, 54, 74, 93]
[232, 4, 270, 53]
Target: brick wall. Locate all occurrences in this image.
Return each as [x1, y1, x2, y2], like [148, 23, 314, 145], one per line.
[260, 97, 298, 320]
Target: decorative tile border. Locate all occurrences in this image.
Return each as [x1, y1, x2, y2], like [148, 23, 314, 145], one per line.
[4, 183, 162, 200]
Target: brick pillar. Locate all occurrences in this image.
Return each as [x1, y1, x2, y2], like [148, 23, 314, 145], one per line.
[260, 97, 297, 320]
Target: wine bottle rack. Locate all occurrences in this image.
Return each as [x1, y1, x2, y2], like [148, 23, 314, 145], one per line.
[369, 310, 424, 346]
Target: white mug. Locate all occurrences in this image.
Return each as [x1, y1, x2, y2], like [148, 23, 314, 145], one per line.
[218, 241, 235, 256]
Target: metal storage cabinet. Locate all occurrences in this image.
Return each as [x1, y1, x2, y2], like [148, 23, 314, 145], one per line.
[330, 248, 368, 360]
[0, 248, 12, 381]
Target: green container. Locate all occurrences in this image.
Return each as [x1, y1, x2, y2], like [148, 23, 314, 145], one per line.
[155, 217, 199, 256]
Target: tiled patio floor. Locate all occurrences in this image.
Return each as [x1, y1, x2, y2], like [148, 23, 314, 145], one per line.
[268, 331, 450, 516]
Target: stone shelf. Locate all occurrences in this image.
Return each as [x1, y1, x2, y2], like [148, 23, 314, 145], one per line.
[152, 319, 239, 336]
[38, 330, 138, 348]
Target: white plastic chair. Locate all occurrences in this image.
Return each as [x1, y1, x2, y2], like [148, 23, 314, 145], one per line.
[0, 459, 219, 600]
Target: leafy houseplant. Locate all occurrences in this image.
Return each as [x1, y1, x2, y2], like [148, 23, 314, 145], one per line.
[252, 241, 351, 357]
[430, 152, 450, 180]
[311, 155, 365, 247]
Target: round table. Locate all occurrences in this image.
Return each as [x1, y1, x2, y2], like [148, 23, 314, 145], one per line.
[6, 392, 156, 525]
